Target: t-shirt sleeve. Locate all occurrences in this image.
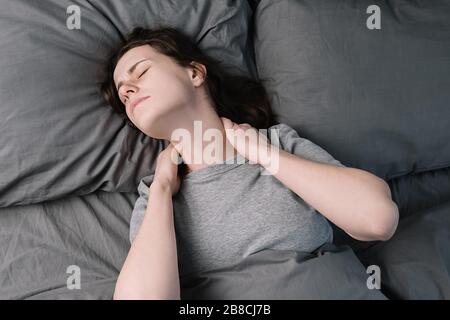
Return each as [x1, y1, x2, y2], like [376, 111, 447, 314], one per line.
[129, 174, 154, 244]
[268, 123, 346, 168]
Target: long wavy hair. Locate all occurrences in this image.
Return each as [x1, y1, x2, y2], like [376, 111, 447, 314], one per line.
[99, 26, 278, 131]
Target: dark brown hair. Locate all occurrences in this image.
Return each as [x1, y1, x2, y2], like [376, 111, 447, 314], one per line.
[99, 26, 278, 130]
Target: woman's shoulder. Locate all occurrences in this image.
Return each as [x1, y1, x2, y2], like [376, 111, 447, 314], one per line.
[267, 122, 299, 136]
[137, 173, 155, 198]
[265, 123, 301, 148]
[266, 122, 345, 167]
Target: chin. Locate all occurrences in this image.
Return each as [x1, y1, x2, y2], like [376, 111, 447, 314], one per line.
[136, 106, 178, 139]
[139, 120, 166, 140]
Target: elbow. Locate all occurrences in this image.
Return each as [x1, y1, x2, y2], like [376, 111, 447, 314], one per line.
[369, 200, 399, 241]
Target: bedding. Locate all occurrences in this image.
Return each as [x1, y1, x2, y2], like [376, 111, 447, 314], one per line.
[0, 0, 256, 207]
[0, 190, 135, 299]
[253, 0, 450, 180]
[357, 200, 450, 300]
[0, 188, 388, 299]
[387, 166, 450, 219]
[180, 243, 387, 300]
[1, 189, 448, 300]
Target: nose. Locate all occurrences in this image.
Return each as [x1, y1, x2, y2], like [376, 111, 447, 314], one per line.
[122, 83, 139, 102]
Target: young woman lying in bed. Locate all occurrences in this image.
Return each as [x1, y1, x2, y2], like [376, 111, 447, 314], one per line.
[100, 27, 399, 300]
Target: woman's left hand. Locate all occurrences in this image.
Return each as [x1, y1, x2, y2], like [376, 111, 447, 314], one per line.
[220, 117, 273, 166]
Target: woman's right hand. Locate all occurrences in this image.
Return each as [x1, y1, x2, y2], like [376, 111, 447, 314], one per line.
[153, 142, 182, 196]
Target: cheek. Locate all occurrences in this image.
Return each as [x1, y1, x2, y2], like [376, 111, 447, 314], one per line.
[155, 73, 195, 101]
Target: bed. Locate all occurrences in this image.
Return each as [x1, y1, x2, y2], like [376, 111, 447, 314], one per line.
[1, 0, 449, 299]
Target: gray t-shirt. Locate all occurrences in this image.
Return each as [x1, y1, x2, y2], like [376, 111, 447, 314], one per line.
[129, 123, 345, 277]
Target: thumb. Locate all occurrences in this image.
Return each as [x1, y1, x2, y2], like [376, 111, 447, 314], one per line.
[170, 141, 183, 154]
[168, 142, 183, 165]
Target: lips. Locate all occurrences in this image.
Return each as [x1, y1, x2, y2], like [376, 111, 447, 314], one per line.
[130, 96, 150, 109]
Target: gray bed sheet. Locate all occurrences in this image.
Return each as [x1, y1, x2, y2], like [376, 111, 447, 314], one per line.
[0, 190, 136, 299]
[0, 188, 387, 300]
[2, 188, 447, 299]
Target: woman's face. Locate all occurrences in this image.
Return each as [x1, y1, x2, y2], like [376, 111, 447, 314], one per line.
[113, 45, 203, 138]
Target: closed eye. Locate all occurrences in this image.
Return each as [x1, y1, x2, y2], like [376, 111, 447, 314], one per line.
[138, 68, 149, 78]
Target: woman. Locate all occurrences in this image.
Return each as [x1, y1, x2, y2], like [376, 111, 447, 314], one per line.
[100, 26, 399, 300]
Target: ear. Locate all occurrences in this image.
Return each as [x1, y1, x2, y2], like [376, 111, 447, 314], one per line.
[188, 61, 207, 87]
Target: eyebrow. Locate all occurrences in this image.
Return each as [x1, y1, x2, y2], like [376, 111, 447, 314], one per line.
[116, 58, 151, 92]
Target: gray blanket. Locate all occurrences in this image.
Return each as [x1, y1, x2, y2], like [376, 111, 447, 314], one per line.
[180, 244, 386, 300]
[0, 189, 385, 299]
[1, 189, 449, 299]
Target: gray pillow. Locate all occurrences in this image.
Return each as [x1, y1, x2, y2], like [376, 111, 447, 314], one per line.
[254, 0, 450, 180]
[0, 0, 256, 207]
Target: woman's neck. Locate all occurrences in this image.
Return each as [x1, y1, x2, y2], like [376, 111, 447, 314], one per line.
[169, 104, 238, 174]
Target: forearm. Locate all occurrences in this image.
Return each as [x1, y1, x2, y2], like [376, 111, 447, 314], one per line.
[114, 182, 180, 300]
[263, 149, 399, 241]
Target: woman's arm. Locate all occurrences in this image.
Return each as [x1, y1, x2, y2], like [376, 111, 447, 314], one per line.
[263, 148, 399, 242]
[220, 117, 399, 242]
[113, 180, 180, 300]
